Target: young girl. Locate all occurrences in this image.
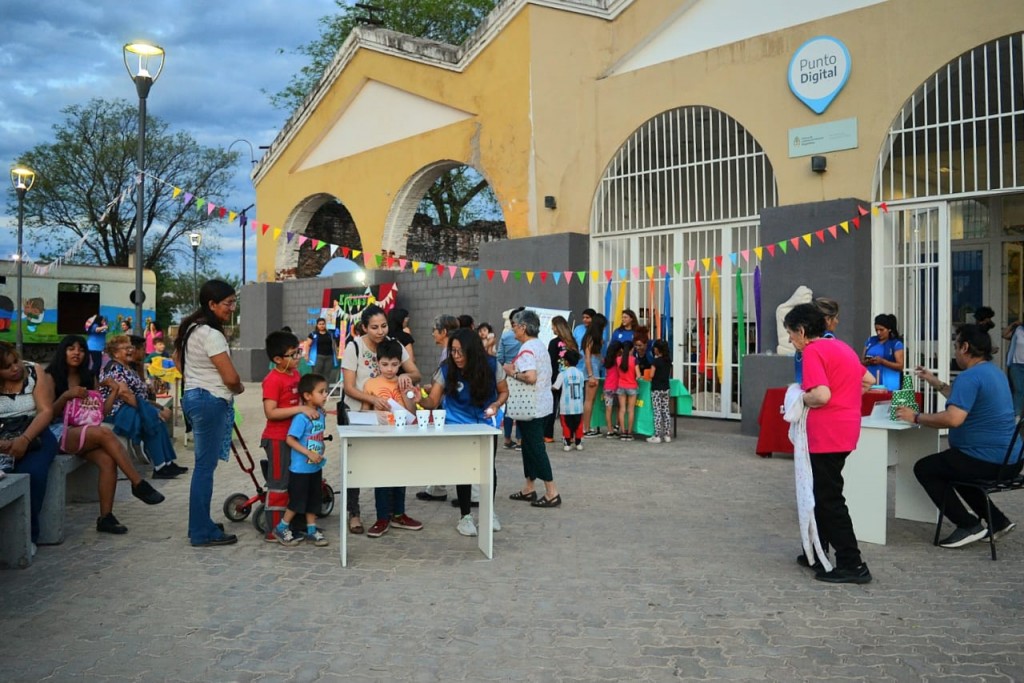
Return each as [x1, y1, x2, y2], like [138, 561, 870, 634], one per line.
[615, 339, 639, 441]
[646, 340, 672, 444]
[276, 373, 330, 547]
[603, 341, 622, 438]
[581, 313, 607, 437]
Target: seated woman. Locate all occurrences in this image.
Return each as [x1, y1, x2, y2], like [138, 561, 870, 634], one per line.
[46, 335, 164, 534]
[0, 341, 60, 545]
[99, 335, 185, 479]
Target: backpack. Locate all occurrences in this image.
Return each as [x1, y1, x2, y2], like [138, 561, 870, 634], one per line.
[61, 390, 105, 453]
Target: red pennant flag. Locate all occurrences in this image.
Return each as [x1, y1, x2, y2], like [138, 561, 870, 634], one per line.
[879, 202, 889, 213]
[539, 272, 548, 283]
[828, 226, 838, 239]
[604, 270, 613, 281]
[486, 269, 495, 281]
[714, 255, 723, 268]
[341, 247, 350, 258]
[658, 264, 668, 276]
[219, 207, 227, 219]
[852, 217, 861, 229]
[790, 237, 800, 250]
[815, 229, 825, 243]
[767, 244, 776, 257]
[439, 265, 447, 278]
[261, 224, 270, 235]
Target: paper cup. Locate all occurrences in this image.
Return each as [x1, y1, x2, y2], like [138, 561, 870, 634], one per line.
[394, 412, 408, 427]
[432, 409, 446, 428]
[416, 410, 431, 428]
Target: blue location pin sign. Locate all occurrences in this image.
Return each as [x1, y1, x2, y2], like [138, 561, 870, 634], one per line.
[788, 36, 851, 115]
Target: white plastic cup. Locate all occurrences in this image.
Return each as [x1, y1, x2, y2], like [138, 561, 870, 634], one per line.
[393, 412, 408, 427]
[432, 409, 446, 428]
[416, 409, 431, 428]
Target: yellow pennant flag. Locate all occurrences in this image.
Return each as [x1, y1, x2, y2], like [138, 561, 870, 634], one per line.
[352, 250, 361, 259]
[172, 187, 182, 199]
[229, 211, 237, 223]
[591, 270, 600, 282]
[702, 257, 711, 271]
[526, 271, 535, 284]
[645, 265, 654, 278]
[461, 267, 471, 280]
[412, 261, 421, 273]
[272, 228, 281, 240]
[840, 221, 850, 233]
[802, 233, 812, 246]
[754, 246, 764, 260]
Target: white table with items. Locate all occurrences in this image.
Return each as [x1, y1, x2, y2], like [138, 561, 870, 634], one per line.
[336, 423, 499, 567]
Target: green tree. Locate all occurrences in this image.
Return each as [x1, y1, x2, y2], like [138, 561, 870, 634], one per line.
[11, 98, 238, 270]
[418, 166, 501, 226]
[155, 265, 242, 329]
[269, 0, 498, 112]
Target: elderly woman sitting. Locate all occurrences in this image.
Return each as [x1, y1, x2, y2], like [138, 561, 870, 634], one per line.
[0, 341, 60, 545]
[99, 335, 186, 479]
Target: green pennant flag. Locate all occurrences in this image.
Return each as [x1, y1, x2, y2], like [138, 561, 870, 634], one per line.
[424, 263, 434, 275]
[673, 262, 683, 274]
[778, 240, 788, 254]
[576, 271, 587, 283]
[315, 241, 327, 251]
[513, 271, 522, 281]
[195, 198, 206, 211]
[375, 254, 383, 266]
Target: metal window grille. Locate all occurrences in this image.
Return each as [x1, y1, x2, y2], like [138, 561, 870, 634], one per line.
[592, 106, 777, 418]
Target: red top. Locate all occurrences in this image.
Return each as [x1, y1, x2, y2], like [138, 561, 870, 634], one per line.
[617, 354, 638, 390]
[801, 338, 865, 453]
[261, 368, 300, 440]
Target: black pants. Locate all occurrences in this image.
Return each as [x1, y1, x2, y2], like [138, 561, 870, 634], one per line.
[457, 436, 499, 516]
[809, 451, 863, 569]
[543, 388, 561, 439]
[914, 447, 1021, 529]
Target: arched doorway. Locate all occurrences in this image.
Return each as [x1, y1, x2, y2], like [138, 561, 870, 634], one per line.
[383, 161, 507, 263]
[591, 106, 778, 418]
[274, 193, 362, 280]
[873, 33, 1024, 400]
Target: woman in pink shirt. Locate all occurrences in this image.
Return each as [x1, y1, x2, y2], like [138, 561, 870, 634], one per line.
[785, 303, 875, 585]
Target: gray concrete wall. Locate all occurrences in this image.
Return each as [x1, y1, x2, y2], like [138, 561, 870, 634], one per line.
[739, 354, 797, 436]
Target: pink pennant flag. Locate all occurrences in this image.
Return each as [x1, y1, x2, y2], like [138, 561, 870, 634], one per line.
[631, 266, 640, 279]
[207, 203, 216, 216]
[828, 226, 838, 239]
[500, 270, 510, 283]
[448, 265, 457, 278]
[741, 250, 749, 263]
[563, 271, 573, 283]
[658, 264, 668, 276]
[687, 259, 697, 273]
[250, 219, 258, 231]
[398, 258, 407, 270]
[790, 237, 800, 250]
[298, 235, 308, 246]
[858, 205, 869, 216]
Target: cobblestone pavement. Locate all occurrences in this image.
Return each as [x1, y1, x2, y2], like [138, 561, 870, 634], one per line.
[3, 384, 1023, 682]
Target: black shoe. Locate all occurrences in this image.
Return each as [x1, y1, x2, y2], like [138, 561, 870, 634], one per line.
[96, 513, 128, 534]
[131, 480, 165, 505]
[815, 563, 872, 584]
[165, 462, 189, 475]
[415, 491, 447, 502]
[796, 553, 826, 574]
[939, 523, 987, 548]
[985, 521, 1016, 541]
[191, 534, 238, 547]
[152, 466, 179, 479]
[450, 499, 479, 508]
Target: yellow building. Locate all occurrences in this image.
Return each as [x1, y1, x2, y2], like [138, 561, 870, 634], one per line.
[254, 0, 1024, 418]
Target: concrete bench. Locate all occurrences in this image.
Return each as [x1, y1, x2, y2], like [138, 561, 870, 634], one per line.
[37, 454, 99, 546]
[0, 473, 32, 569]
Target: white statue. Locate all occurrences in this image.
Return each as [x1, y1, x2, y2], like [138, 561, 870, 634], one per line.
[776, 285, 813, 355]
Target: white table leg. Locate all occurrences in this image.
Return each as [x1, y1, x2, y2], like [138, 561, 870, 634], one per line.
[477, 436, 494, 560]
[340, 440, 348, 568]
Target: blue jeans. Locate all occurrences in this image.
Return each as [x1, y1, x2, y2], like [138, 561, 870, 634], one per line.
[374, 487, 406, 520]
[13, 428, 59, 543]
[183, 389, 234, 544]
[1010, 364, 1024, 416]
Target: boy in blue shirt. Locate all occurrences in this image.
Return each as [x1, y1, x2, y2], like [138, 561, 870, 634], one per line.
[273, 373, 330, 547]
[552, 349, 586, 451]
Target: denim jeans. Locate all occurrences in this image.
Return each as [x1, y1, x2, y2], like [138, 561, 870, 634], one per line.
[183, 388, 234, 544]
[13, 428, 59, 543]
[374, 487, 406, 520]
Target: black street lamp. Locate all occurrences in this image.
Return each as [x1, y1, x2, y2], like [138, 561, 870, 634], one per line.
[123, 40, 165, 336]
[189, 232, 203, 310]
[10, 166, 35, 355]
[228, 139, 258, 285]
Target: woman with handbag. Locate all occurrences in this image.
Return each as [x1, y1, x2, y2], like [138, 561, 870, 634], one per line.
[503, 309, 562, 508]
[176, 280, 246, 548]
[0, 341, 60, 544]
[47, 336, 164, 534]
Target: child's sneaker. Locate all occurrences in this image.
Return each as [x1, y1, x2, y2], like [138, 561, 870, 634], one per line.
[308, 528, 329, 547]
[563, 440, 572, 452]
[646, 436, 662, 444]
[575, 442, 584, 451]
[390, 513, 423, 531]
[456, 514, 478, 537]
[367, 519, 390, 538]
[273, 526, 303, 547]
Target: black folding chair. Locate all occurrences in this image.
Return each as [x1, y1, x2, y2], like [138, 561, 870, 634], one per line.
[933, 418, 1024, 560]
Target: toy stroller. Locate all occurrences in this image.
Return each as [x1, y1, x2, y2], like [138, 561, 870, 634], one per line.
[222, 424, 335, 534]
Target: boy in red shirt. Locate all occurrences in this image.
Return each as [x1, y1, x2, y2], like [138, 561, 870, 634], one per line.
[261, 331, 321, 539]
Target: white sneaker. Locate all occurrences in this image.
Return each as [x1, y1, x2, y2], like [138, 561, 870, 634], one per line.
[563, 443, 572, 452]
[456, 514, 478, 537]
[492, 513, 501, 532]
[646, 436, 662, 444]
[575, 443, 584, 451]
[664, 436, 672, 443]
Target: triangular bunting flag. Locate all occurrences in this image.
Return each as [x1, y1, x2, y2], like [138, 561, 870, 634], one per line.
[552, 272, 562, 284]
[461, 267, 471, 280]
[729, 253, 738, 266]
[526, 272, 535, 284]
[673, 263, 682, 274]
[500, 270, 509, 283]
[486, 269, 495, 281]
[207, 203, 216, 216]
[645, 266, 655, 278]
[840, 221, 850, 233]
[183, 193, 194, 206]
[513, 271, 522, 282]
[195, 198, 206, 211]
[412, 261, 421, 273]
[879, 202, 889, 213]
[539, 271, 548, 283]
[448, 265, 458, 278]
[801, 234, 812, 247]
[858, 205, 869, 216]
[298, 235, 308, 247]
[229, 211, 237, 223]
[618, 269, 628, 279]
[565, 271, 575, 283]
[754, 247, 764, 260]
[341, 247, 350, 258]
[273, 228, 281, 240]
[172, 187, 182, 199]
[791, 237, 801, 250]
[219, 207, 227, 219]
[473, 268, 481, 280]
[352, 250, 361, 259]
[701, 258, 711, 271]
[386, 256, 394, 268]
[658, 264, 667, 276]
[576, 271, 586, 283]
[261, 224, 270, 235]
[687, 260, 696, 273]
[399, 259, 408, 270]
[424, 263, 434, 275]
[375, 255, 383, 266]
[604, 270, 613, 281]
[318, 240, 329, 251]
[286, 232, 294, 243]
[591, 270, 600, 282]
[852, 217, 861, 229]
[779, 241, 789, 254]
[766, 244, 775, 257]
[815, 230, 825, 243]
[828, 226, 838, 239]
[715, 255, 723, 269]
[631, 266, 640, 279]
[741, 250, 750, 263]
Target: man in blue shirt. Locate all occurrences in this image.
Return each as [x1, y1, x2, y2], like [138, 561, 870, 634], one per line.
[896, 325, 1020, 549]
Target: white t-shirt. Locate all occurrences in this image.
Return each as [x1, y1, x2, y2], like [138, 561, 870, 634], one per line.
[341, 336, 410, 412]
[183, 324, 233, 401]
[515, 337, 553, 417]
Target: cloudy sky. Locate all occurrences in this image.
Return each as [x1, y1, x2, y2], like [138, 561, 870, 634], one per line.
[0, 0, 343, 280]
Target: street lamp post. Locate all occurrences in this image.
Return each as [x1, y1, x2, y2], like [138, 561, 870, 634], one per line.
[10, 166, 35, 356]
[123, 41, 165, 336]
[189, 232, 203, 310]
[227, 139, 258, 285]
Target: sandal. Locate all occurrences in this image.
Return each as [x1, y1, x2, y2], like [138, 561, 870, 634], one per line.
[531, 494, 562, 508]
[348, 514, 365, 534]
[509, 490, 538, 502]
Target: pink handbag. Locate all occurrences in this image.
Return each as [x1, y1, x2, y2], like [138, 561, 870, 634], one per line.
[61, 390, 105, 453]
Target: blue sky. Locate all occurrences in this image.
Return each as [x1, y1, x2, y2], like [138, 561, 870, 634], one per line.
[0, 0, 343, 281]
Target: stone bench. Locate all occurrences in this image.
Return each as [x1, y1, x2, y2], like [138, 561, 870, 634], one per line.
[37, 454, 99, 546]
[0, 473, 32, 569]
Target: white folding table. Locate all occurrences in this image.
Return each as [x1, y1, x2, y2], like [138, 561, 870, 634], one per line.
[337, 423, 499, 566]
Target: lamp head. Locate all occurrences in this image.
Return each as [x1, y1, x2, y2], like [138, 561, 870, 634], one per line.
[188, 232, 203, 248]
[10, 166, 35, 193]
[123, 41, 165, 84]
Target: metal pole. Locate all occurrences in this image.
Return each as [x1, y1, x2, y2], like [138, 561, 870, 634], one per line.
[134, 91, 147, 336]
[15, 187, 25, 355]
[192, 245, 199, 310]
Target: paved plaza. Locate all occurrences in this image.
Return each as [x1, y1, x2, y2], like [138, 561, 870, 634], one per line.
[3, 383, 1023, 682]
